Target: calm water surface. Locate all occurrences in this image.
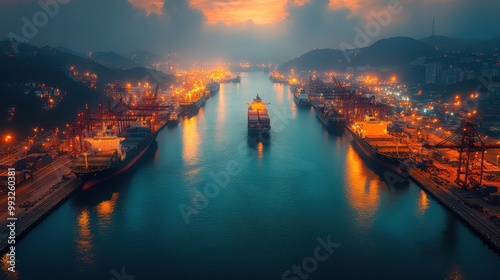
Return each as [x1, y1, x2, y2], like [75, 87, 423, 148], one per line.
[2, 72, 500, 280]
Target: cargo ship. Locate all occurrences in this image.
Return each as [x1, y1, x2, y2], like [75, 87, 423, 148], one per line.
[166, 96, 183, 125]
[178, 92, 207, 116]
[70, 125, 158, 190]
[206, 80, 220, 95]
[247, 95, 271, 135]
[231, 75, 241, 83]
[346, 115, 411, 175]
[269, 71, 288, 84]
[294, 89, 310, 106]
[316, 103, 346, 132]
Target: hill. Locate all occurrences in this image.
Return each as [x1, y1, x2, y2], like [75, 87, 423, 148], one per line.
[279, 37, 437, 72]
[279, 49, 348, 72]
[350, 37, 436, 66]
[420, 35, 500, 54]
[89, 51, 139, 70]
[0, 41, 175, 138]
[127, 50, 166, 69]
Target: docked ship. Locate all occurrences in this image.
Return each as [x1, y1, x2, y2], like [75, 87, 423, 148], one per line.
[315, 103, 346, 132]
[70, 125, 158, 190]
[166, 97, 183, 125]
[219, 74, 240, 84]
[178, 92, 207, 116]
[269, 71, 288, 84]
[206, 80, 220, 95]
[294, 89, 310, 106]
[247, 95, 271, 135]
[231, 75, 241, 83]
[346, 115, 411, 175]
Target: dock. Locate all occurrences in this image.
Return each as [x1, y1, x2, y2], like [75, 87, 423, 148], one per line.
[407, 165, 500, 253]
[0, 157, 83, 255]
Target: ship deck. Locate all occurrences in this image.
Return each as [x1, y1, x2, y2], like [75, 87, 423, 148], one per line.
[364, 137, 411, 153]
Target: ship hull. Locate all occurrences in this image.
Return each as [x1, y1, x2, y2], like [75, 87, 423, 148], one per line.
[73, 131, 158, 190]
[315, 110, 345, 133]
[247, 96, 271, 135]
[248, 128, 270, 135]
[207, 83, 220, 95]
[181, 96, 207, 116]
[294, 95, 310, 106]
[346, 127, 407, 178]
[167, 119, 180, 127]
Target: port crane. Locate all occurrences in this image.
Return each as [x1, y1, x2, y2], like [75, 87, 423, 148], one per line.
[423, 120, 500, 188]
[329, 78, 390, 122]
[67, 84, 172, 154]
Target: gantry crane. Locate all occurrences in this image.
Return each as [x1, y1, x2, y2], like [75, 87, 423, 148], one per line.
[424, 120, 500, 188]
[330, 78, 390, 122]
[66, 83, 174, 155]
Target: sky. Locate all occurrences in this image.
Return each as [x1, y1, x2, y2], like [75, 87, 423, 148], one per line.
[1, 0, 499, 62]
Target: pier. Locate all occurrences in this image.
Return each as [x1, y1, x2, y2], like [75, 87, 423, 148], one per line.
[408, 165, 500, 252]
[0, 158, 82, 254]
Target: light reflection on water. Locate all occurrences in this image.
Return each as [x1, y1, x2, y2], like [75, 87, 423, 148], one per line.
[181, 113, 201, 167]
[2, 71, 499, 280]
[418, 189, 430, 214]
[75, 209, 94, 266]
[96, 192, 119, 225]
[344, 145, 380, 229]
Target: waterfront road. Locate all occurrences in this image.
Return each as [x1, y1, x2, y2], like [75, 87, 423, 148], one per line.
[409, 167, 500, 251]
[0, 156, 81, 253]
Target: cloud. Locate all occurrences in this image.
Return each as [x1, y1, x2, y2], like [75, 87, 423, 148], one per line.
[0, 0, 499, 63]
[189, 0, 287, 25]
[128, 0, 164, 15]
[131, 0, 312, 25]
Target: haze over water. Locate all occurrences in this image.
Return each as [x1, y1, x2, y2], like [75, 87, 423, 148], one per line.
[2, 72, 499, 280]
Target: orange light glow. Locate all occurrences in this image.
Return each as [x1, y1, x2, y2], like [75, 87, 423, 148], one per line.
[215, 86, 226, 142]
[328, 0, 361, 11]
[1, 254, 19, 277]
[128, 0, 164, 15]
[130, 0, 313, 22]
[257, 141, 264, 159]
[189, 0, 294, 24]
[76, 209, 95, 264]
[418, 190, 429, 214]
[96, 193, 119, 218]
[344, 146, 379, 229]
[182, 114, 201, 166]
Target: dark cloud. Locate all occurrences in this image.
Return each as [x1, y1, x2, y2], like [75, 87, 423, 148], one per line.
[1, 0, 499, 63]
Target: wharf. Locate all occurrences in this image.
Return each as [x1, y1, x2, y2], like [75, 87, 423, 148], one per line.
[155, 119, 168, 131]
[0, 157, 83, 255]
[407, 165, 500, 253]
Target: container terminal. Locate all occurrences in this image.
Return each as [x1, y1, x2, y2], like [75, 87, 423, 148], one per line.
[0, 80, 202, 254]
[293, 75, 500, 252]
[1, 72, 500, 257]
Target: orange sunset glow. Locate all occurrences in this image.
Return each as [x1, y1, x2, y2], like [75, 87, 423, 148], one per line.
[126, 0, 398, 24]
[128, 0, 164, 15]
[129, 0, 313, 24]
[190, 0, 286, 24]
